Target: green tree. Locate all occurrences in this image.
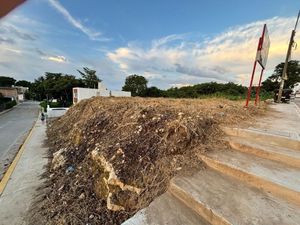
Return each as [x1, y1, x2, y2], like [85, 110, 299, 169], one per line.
[262, 60, 300, 92]
[160, 82, 247, 99]
[0, 76, 15, 87]
[15, 80, 32, 87]
[30, 72, 84, 103]
[145, 86, 163, 97]
[30, 76, 46, 101]
[122, 75, 148, 96]
[77, 67, 101, 88]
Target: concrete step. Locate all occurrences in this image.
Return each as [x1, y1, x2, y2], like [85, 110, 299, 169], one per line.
[199, 150, 300, 206]
[170, 169, 300, 225]
[122, 191, 209, 225]
[223, 127, 300, 151]
[227, 136, 300, 169]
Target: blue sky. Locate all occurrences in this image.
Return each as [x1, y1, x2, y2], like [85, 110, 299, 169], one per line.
[0, 0, 299, 89]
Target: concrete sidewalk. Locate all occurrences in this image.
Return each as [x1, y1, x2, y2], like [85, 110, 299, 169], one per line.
[0, 120, 48, 225]
[250, 101, 300, 140]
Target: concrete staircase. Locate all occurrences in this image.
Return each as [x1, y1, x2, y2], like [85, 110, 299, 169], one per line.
[123, 127, 300, 225]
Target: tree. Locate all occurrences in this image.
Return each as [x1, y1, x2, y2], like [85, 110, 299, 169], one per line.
[30, 76, 46, 101]
[77, 67, 101, 88]
[30, 72, 84, 103]
[145, 86, 163, 97]
[15, 80, 32, 87]
[262, 60, 300, 92]
[122, 75, 148, 96]
[0, 76, 15, 87]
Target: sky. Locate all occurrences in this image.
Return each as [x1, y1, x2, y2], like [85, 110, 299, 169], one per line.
[0, 0, 299, 90]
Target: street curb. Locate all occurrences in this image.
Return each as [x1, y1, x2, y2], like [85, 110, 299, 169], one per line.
[0, 107, 13, 116]
[292, 102, 300, 118]
[0, 120, 37, 196]
[0, 102, 21, 116]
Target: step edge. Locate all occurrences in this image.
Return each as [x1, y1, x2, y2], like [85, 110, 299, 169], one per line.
[222, 127, 300, 151]
[122, 191, 207, 225]
[199, 154, 300, 206]
[228, 139, 300, 169]
[226, 136, 300, 152]
[169, 182, 232, 225]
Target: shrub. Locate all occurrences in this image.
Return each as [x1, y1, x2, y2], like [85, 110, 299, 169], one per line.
[40, 100, 71, 112]
[0, 97, 12, 104]
[40, 101, 47, 112]
[4, 100, 17, 109]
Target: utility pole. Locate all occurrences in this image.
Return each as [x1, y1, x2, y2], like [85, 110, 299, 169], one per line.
[277, 10, 300, 102]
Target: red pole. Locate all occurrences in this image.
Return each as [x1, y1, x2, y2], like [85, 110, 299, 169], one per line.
[245, 24, 266, 108]
[245, 60, 257, 107]
[255, 68, 264, 106]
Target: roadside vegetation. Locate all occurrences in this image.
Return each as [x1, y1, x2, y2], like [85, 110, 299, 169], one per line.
[0, 94, 17, 111]
[39, 100, 66, 112]
[0, 61, 299, 109]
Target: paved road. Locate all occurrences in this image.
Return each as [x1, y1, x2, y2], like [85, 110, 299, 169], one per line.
[0, 120, 48, 225]
[294, 98, 300, 108]
[0, 101, 39, 180]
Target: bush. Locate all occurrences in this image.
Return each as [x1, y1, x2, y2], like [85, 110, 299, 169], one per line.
[0, 98, 16, 111]
[40, 101, 47, 112]
[4, 100, 17, 109]
[40, 100, 72, 112]
[49, 101, 62, 108]
[0, 97, 12, 104]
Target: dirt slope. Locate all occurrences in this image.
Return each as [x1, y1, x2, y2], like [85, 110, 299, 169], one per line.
[28, 97, 265, 225]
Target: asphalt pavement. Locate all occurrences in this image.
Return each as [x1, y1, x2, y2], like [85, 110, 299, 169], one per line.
[294, 98, 300, 108]
[0, 101, 39, 180]
[0, 119, 48, 225]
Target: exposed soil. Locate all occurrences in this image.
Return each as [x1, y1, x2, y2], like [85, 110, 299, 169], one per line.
[27, 97, 266, 225]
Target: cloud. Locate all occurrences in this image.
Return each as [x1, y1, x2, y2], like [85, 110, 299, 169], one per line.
[0, 24, 36, 43]
[175, 63, 233, 82]
[1, 47, 22, 54]
[36, 48, 67, 63]
[107, 16, 300, 88]
[42, 55, 67, 63]
[0, 37, 15, 45]
[151, 33, 187, 48]
[35, 48, 47, 56]
[5, 25, 36, 41]
[48, 0, 108, 41]
[0, 16, 72, 81]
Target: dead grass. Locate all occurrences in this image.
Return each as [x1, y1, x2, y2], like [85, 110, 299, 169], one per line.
[27, 97, 266, 225]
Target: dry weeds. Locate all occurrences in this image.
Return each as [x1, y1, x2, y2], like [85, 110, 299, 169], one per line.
[27, 97, 266, 225]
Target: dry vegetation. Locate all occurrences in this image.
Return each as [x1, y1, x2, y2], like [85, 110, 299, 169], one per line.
[28, 97, 266, 225]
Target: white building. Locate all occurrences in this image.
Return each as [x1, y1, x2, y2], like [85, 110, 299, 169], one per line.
[46, 105, 69, 118]
[0, 86, 28, 102]
[73, 82, 131, 104]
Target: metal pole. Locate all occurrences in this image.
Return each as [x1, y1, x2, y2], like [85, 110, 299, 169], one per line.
[245, 60, 258, 107]
[245, 24, 266, 107]
[277, 10, 300, 102]
[255, 68, 265, 106]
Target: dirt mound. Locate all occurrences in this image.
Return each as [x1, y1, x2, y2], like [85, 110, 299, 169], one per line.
[29, 97, 265, 225]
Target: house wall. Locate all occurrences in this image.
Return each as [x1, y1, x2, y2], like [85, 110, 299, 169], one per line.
[73, 83, 131, 104]
[18, 94, 24, 101]
[73, 88, 97, 103]
[47, 105, 69, 118]
[111, 90, 131, 97]
[0, 88, 18, 101]
[97, 90, 110, 97]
